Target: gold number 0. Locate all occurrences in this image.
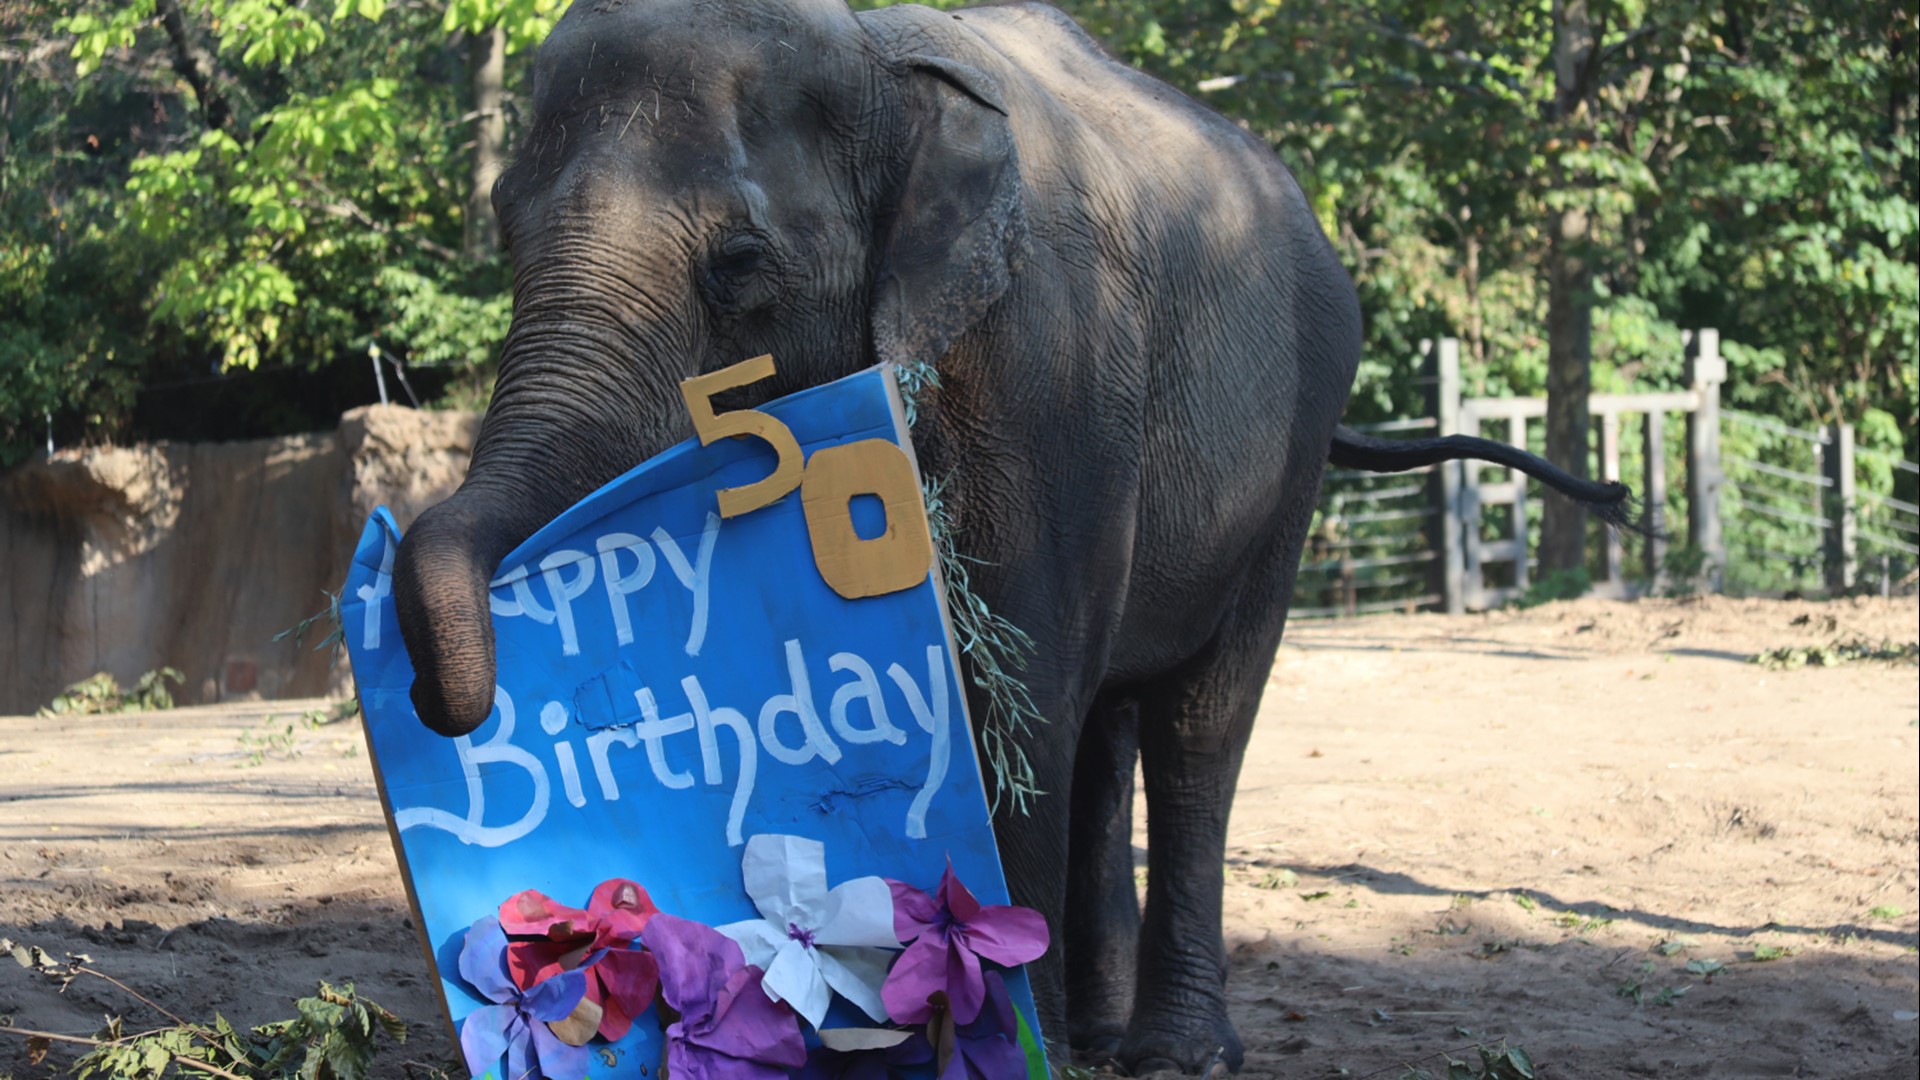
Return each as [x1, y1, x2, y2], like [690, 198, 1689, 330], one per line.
[679, 356, 934, 599]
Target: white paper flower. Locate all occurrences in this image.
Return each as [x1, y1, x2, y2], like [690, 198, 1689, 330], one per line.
[716, 834, 899, 1029]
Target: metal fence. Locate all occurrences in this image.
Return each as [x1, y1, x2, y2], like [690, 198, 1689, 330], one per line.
[1295, 417, 1442, 618]
[1722, 410, 1919, 596]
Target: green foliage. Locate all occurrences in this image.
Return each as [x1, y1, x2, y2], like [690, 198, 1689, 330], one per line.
[9, 0, 1914, 479]
[1512, 567, 1592, 609]
[971, 0, 1917, 451]
[1660, 545, 1711, 598]
[923, 475, 1045, 815]
[1451, 1044, 1536, 1080]
[38, 667, 184, 716]
[1393, 1041, 1536, 1080]
[6, 941, 408, 1080]
[376, 266, 514, 374]
[1753, 636, 1920, 670]
[3, 0, 530, 462]
[69, 982, 406, 1080]
[442, 0, 570, 52]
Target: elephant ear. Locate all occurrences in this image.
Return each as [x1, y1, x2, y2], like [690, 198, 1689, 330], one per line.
[870, 54, 1028, 378]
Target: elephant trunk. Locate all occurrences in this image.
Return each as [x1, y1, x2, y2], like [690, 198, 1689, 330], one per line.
[391, 482, 539, 737]
[393, 310, 696, 737]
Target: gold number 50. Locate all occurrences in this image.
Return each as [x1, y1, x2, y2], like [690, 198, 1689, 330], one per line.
[679, 355, 934, 599]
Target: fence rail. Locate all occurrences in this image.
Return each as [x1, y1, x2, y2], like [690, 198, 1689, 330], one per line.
[1297, 334, 1917, 617]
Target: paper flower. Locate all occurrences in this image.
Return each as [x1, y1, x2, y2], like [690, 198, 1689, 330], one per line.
[797, 1027, 934, 1080]
[456, 915, 592, 1080]
[940, 970, 1027, 1080]
[498, 879, 661, 1041]
[882, 860, 1048, 1025]
[716, 834, 899, 1028]
[645, 912, 808, 1080]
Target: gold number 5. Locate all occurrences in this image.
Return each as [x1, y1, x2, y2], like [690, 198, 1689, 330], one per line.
[679, 355, 934, 599]
[679, 354, 805, 519]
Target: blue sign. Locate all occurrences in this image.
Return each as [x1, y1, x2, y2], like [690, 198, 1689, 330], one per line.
[343, 365, 1046, 1078]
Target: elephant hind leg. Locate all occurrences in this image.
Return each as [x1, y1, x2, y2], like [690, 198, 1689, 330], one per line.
[1066, 691, 1142, 1060]
[1122, 551, 1299, 1074]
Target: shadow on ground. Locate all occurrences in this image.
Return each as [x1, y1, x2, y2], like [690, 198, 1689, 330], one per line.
[5, 890, 1915, 1080]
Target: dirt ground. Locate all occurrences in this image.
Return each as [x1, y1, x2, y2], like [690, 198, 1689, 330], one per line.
[3, 596, 1916, 1079]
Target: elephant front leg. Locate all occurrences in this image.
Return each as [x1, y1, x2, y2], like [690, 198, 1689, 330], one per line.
[1066, 693, 1141, 1060]
[1124, 629, 1277, 1074]
[982, 694, 1082, 1064]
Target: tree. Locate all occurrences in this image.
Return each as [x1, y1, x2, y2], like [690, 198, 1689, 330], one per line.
[1539, 0, 1598, 571]
[0, 0, 563, 462]
[6, 0, 1911, 486]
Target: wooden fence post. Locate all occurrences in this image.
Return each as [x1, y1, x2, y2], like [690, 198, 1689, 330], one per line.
[1507, 414, 1530, 594]
[1642, 412, 1668, 589]
[1823, 421, 1856, 594]
[1599, 410, 1622, 588]
[1685, 329, 1726, 591]
[1429, 338, 1466, 614]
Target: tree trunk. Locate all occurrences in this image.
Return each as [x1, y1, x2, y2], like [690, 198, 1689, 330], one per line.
[1464, 229, 1484, 369]
[154, 0, 234, 132]
[1540, 0, 1596, 574]
[465, 23, 507, 259]
[0, 60, 15, 185]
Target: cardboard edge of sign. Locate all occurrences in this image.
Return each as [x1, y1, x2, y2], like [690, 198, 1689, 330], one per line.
[347, 363, 1045, 1076]
[349, 509, 462, 1054]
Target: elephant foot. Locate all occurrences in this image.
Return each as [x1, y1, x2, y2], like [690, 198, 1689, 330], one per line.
[1067, 978, 1132, 1060]
[1068, 1019, 1125, 1061]
[1120, 1013, 1243, 1076]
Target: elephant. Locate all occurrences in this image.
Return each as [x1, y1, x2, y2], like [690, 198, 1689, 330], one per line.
[389, 0, 1631, 1072]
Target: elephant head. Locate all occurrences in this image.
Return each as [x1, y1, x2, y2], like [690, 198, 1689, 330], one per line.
[393, 0, 1028, 736]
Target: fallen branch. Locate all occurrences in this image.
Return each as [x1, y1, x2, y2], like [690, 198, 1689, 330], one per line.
[0, 1025, 250, 1080]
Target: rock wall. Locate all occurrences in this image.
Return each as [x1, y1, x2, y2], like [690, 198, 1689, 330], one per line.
[0, 406, 480, 714]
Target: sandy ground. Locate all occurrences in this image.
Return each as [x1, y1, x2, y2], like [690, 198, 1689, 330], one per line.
[2, 596, 1915, 1079]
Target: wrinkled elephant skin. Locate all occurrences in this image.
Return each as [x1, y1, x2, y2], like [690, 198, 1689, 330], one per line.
[393, 1, 1365, 1072]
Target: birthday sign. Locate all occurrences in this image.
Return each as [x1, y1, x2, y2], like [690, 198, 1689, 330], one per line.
[343, 363, 1048, 1079]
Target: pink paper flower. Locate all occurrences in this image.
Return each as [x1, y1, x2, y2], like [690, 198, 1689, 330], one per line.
[881, 860, 1048, 1025]
[644, 912, 808, 1080]
[456, 915, 591, 1080]
[498, 878, 661, 1040]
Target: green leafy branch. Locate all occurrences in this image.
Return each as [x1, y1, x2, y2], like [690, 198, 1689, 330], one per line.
[923, 475, 1047, 816]
[1753, 636, 1920, 670]
[38, 667, 184, 717]
[272, 587, 346, 656]
[3, 939, 410, 1080]
[1336, 1038, 1537, 1080]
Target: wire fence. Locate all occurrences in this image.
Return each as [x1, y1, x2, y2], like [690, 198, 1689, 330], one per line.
[1295, 418, 1442, 618]
[1723, 409, 1918, 596]
[1294, 352, 1916, 619]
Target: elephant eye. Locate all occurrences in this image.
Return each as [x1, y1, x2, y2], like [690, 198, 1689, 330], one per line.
[698, 236, 777, 314]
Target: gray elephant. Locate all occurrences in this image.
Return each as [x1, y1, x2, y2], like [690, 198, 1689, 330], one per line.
[391, 0, 1629, 1071]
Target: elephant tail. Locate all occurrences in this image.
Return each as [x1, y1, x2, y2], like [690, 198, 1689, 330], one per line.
[1327, 425, 1648, 533]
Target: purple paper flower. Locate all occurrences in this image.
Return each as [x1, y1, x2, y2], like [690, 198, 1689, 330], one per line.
[456, 915, 591, 1080]
[882, 861, 1048, 1025]
[796, 1027, 934, 1080]
[941, 971, 1027, 1080]
[644, 912, 808, 1080]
